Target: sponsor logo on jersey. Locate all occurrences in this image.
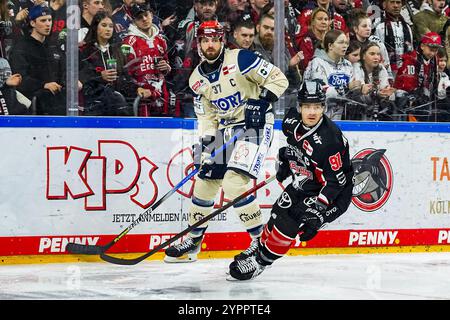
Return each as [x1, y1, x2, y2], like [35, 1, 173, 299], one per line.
[327, 73, 350, 87]
[192, 79, 205, 92]
[210, 91, 243, 111]
[313, 133, 322, 144]
[277, 191, 292, 209]
[351, 148, 393, 212]
[257, 60, 273, 79]
[222, 64, 236, 75]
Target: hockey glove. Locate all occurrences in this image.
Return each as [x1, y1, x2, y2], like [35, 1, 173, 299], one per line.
[275, 147, 290, 183]
[244, 98, 271, 130]
[298, 197, 327, 242]
[192, 135, 215, 175]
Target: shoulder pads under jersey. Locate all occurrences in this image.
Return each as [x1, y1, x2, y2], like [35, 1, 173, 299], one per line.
[237, 49, 261, 74]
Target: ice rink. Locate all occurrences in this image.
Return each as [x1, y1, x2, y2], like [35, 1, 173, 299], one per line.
[1, 251, 450, 300]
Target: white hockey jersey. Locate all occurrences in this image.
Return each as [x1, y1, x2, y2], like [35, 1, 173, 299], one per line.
[189, 49, 289, 137]
[303, 48, 354, 99]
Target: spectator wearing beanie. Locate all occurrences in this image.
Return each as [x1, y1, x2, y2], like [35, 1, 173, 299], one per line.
[9, 4, 66, 115]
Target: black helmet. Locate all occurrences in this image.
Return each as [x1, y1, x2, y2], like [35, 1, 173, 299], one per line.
[297, 80, 326, 104]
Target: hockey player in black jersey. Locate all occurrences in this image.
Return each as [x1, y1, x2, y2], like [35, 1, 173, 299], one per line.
[228, 80, 354, 281]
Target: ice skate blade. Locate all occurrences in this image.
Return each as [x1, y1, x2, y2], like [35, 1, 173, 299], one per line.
[163, 253, 198, 263]
[226, 274, 253, 281]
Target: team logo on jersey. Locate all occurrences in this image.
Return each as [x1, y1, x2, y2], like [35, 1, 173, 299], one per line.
[351, 149, 393, 212]
[222, 64, 236, 75]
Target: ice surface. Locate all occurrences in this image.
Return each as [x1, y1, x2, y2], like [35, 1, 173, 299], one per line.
[1, 252, 450, 300]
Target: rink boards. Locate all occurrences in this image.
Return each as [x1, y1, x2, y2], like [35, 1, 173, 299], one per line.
[0, 117, 449, 263]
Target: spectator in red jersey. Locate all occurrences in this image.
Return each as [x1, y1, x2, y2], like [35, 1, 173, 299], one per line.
[394, 32, 441, 121]
[249, 0, 269, 25]
[296, 7, 330, 74]
[297, 0, 348, 37]
[121, 3, 172, 116]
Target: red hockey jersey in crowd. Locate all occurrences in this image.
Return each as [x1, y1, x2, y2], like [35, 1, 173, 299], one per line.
[393, 50, 436, 93]
[121, 24, 170, 116]
[296, 8, 348, 40]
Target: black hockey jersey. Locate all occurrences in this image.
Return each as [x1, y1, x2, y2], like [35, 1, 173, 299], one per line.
[281, 108, 354, 209]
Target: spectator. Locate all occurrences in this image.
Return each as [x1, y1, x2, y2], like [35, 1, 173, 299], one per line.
[79, 11, 136, 116]
[296, 7, 330, 74]
[14, 0, 48, 36]
[297, 0, 348, 37]
[348, 8, 392, 79]
[345, 38, 362, 64]
[111, 0, 133, 40]
[394, 31, 441, 121]
[254, 13, 302, 110]
[0, 0, 15, 58]
[262, 1, 303, 66]
[9, 4, 66, 115]
[249, 0, 269, 25]
[304, 29, 357, 119]
[372, 0, 414, 77]
[217, 0, 249, 34]
[332, 0, 352, 22]
[171, 0, 218, 72]
[121, 3, 172, 116]
[169, 0, 219, 117]
[228, 18, 256, 50]
[0, 57, 31, 115]
[253, 13, 274, 62]
[79, 0, 105, 44]
[111, 0, 159, 41]
[351, 42, 396, 120]
[48, 0, 66, 49]
[412, 0, 448, 42]
[436, 47, 450, 121]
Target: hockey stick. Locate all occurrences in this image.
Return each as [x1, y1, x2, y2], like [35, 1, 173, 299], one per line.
[100, 175, 277, 265]
[66, 129, 244, 255]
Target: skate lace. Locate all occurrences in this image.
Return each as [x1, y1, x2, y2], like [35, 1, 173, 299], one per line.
[237, 257, 258, 274]
[175, 237, 195, 251]
[242, 239, 259, 255]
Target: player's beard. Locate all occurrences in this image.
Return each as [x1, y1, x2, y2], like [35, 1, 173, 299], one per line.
[260, 34, 274, 50]
[202, 47, 221, 61]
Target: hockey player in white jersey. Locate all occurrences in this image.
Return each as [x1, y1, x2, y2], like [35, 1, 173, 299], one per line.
[164, 20, 289, 263]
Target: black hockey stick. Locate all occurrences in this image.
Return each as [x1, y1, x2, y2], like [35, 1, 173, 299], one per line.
[100, 175, 277, 265]
[66, 130, 244, 255]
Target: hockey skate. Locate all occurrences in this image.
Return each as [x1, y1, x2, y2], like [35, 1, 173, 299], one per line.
[164, 236, 203, 263]
[227, 255, 266, 281]
[234, 237, 260, 261]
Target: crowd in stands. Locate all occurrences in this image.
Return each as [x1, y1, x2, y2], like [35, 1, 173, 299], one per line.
[0, 0, 449, 121]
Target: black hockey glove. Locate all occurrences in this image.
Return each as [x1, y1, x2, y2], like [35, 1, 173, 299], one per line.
[244, 98, 271, 130]
[275, 147, 290, 182]
[298, 197, 327, 242]
[193, 135, 215, 174]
